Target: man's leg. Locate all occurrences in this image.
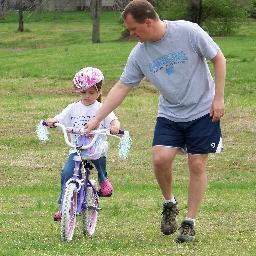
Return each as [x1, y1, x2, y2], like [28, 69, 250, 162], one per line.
[152, 146, 178, 200]
[152, 146, 180, 235]
[187, 153, 208, 218]
[177, 153, 208, 242]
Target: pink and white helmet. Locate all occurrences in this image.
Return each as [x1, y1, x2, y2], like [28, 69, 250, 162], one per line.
[73, 67, 104, 92]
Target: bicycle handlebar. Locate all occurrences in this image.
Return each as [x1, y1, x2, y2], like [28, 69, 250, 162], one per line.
[42, 121, 126, 149]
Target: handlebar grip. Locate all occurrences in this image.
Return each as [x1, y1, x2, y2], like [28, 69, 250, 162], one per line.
[42, 121, 58, 128]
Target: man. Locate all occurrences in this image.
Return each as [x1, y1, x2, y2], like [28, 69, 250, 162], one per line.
[86, 0, 226, 243]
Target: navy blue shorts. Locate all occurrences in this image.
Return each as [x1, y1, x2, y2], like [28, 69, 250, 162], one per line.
[153, 114, 223, 154]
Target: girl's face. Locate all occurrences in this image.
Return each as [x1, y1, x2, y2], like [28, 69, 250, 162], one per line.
[80, 86, 101, 106]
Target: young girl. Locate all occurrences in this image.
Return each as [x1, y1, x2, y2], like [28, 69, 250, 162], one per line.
[47, 67, 120, 221]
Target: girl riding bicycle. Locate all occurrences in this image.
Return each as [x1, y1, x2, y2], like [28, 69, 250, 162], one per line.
[47, 67, 120, 221]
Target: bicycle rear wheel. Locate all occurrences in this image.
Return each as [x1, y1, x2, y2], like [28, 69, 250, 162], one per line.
[61, 183, 77, 241]
[82, 180, 99, 236]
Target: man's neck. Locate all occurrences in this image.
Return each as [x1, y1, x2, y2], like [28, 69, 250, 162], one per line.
[151, 20, 166, 42]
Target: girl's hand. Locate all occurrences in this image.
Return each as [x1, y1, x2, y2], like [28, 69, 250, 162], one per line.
[110, 125, 120, 135]
[66, 127, 73, 133]
[110, 119, 121, 135]
[46, 118, 57, 127]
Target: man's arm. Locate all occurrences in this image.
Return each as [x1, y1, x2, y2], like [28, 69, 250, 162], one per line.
[210, 50, 226, 122]
[86, 80, 132, 133]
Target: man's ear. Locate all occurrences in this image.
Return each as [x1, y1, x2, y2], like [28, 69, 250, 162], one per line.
[145, 18, 152, 27]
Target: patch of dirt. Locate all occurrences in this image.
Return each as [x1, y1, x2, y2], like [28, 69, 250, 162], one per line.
[1, 48, 28, 52]
[223, 109, 256, 134]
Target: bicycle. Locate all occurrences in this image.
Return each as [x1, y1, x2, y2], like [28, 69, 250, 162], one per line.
[36, 121, 131, 241]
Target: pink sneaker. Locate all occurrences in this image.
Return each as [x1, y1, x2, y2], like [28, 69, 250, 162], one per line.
[98, 178, 113, 197]
[53, 211, 62, 221]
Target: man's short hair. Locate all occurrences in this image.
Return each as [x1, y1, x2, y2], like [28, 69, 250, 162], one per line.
[122, 0, 159, 23]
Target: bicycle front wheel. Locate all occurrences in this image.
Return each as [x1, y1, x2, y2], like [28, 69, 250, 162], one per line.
[82, 180, 99, 236]
[61, 183, 77, 241]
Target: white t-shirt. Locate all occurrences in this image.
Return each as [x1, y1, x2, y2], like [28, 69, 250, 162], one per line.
[54, 100, 117, 153]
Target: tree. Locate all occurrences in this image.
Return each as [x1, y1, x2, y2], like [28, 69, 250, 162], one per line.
[155, 0, 247, 36]
[113, 0, 157, 10]
[155, 0, 188, 21]
[202, 0, 247, 35]
[113, 0, 130, 10]
[188, 0, 202, 25]
[18, 0, 24, 32]
[251, 0, 256, 18]
[90, 0, 102, 43]
[0, 0, 7, 20]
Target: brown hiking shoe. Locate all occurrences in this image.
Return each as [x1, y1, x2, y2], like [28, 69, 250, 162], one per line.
[176, 220, 196, 243]
[160, 201, 179, 235]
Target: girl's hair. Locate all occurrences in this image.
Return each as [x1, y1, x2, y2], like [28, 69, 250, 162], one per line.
[122, 0, 159, 23]
[95, 80, 102, 102]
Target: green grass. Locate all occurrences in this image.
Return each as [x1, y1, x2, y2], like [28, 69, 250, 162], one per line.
[0, 11, 256, 256]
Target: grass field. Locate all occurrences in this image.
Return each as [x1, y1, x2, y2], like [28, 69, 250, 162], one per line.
[0, 11, 256, 256]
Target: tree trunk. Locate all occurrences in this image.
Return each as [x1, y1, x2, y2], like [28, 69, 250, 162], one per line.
[48, 0, 55, 11]
[36, 0, 44, 12]
[113, 0, 130, 10]
[0, 0, 7, 20]
[18, 0, 24, 32]
[90, 0, 102, 43]
[188, 0, 202, 25]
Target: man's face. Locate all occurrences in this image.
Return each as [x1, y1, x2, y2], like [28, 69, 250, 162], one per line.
[124, 14, 150, 42]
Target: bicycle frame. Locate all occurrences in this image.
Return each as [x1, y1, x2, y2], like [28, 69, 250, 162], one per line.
[63, 153, 98, 215]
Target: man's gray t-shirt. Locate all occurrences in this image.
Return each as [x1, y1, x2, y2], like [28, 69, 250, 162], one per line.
[120, 20, 220, 122]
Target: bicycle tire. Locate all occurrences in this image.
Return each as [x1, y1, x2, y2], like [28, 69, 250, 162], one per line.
[82, 180, 99, 236]
[61, 183, 77, 241]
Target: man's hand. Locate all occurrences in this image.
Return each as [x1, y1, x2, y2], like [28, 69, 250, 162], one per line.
[211, 51, 226, 122]
[210, 97, 225, 122]
[85, 117, 101, 135]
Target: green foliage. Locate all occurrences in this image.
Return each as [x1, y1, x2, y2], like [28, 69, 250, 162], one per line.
[117, 14, 130, 39]
[251, 0, 256, 18]
[155, 0, 189, 21]
[155, 0, 248, 36]
[202, 0, 247, 35]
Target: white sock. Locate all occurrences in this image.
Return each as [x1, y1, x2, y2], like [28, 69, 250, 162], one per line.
[164, 196, 176, 204]
[185, 217, 196, 226]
